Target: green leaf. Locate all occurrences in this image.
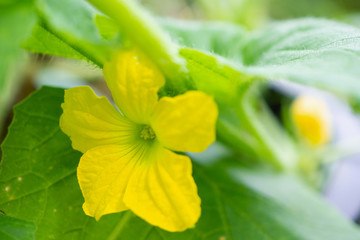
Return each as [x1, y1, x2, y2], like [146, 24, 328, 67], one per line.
[94, 14, 119, 40]
[161, 19, 247, 58]
[34, 0, 111, 67]
[0, 214, 36, 240]
[179, 48, 253, 103]
[165, 18, 360, 98]
[241, 18, 360, 98]
[192, 159, 360, 240]
[22, 25, 88, 62]
[1, 87, 359, 239]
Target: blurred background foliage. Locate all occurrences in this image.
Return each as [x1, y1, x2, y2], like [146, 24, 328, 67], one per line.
[142, 0, 360, 28]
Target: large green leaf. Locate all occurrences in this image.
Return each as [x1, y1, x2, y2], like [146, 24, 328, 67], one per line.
[0, 214, 36, 240]
[164, 18, 360, 98]
[0, 86, 359, 239]
[241, 18, 360, 97]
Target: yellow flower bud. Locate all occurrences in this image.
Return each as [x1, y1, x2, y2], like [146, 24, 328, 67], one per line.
[291, 95, 332, 147]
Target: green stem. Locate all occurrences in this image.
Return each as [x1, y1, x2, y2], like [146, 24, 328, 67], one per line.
[216, 118, 261, 160]
[234, 83, 298, 171]
[87, 0, 189, 92]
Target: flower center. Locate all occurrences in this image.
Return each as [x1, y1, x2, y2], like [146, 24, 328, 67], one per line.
[140, 125, 156, 140]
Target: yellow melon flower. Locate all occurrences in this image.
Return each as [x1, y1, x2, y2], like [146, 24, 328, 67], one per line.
[59, 49, 218, 232]
[291, 95, 331, 147]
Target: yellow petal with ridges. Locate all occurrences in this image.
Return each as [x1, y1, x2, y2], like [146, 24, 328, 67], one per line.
[124, 144, 201, 232]
[103, 49, 165, 124]
[60, 86, 138, 153]
[150, 91, 218, 153]
[77, 144, 146, 220]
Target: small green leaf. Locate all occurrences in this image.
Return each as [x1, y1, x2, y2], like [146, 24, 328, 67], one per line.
[94, 15, 119, 40]
[35, 0, 111, 67]
[1, 87, 359, 239]
[0, 214, 36, 240]
[180, 48, 253, 103]
[23, 25, 88, 62]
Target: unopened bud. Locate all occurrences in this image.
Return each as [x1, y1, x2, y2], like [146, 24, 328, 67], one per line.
[291, 95, 331, 147]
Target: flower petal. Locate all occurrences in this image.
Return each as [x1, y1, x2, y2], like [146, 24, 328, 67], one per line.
[124, 144, 201, 232]
[77, 144, 145, 220]
[103, 49, 165, 124]
[60, 86, 138, 153]
[150, 91, 218, 153]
